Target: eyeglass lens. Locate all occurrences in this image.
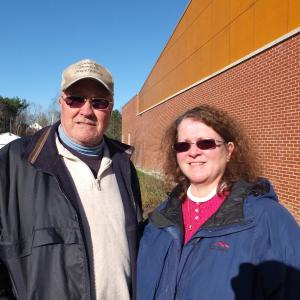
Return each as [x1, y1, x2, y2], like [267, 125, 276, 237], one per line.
[64, 96, 110, 110]
[173, 139, 220, 152]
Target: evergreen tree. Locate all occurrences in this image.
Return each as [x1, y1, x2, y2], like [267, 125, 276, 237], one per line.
[0, 96, 29, 133]
[106, 110, 122, 141]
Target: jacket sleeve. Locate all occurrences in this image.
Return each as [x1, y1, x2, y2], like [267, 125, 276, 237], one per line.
[0, 146, 17, 299]
[0, 262, 16, 299]
[278, 206, 300, 299]
[260, 200, 300, 299]
[130, 162, 143, 224]
[231, 198, 300, 300]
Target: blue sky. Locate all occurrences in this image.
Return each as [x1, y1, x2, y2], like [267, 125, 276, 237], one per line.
[0, 0, 189, 111]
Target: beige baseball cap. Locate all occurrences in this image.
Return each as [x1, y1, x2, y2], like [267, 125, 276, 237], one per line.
[61, 59, 114, 95]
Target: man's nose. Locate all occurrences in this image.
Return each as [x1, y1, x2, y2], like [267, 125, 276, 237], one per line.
[79, 100, 94, 115]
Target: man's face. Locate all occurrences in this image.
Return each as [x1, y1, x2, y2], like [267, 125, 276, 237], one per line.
[60, 78, 113, 147]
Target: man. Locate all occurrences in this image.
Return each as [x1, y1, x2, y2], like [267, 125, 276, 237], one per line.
[0, 59, 143, 299]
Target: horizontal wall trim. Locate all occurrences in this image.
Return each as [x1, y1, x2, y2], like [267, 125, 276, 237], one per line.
[136, 27, 300, 116]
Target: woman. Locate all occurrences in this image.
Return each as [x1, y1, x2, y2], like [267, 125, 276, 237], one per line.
[137, 105, 300, 300]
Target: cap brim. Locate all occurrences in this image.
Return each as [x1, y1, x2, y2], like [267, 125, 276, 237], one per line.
[62, 76, 113, 95]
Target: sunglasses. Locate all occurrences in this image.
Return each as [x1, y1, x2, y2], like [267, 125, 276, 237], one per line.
[173, 139, 225, 153]
[62, 96, 111, 110]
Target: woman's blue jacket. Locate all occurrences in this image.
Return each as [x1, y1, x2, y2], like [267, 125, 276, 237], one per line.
[137, 179, 300, 300]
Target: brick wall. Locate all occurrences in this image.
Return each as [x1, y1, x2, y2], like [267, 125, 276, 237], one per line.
[122, 33, 300, 222]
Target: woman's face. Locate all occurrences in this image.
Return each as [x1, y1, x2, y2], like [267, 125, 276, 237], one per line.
[176, 118, 234, 195]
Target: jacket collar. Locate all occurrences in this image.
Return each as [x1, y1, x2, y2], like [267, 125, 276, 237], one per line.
[24, 122, 61, 173]
[23, 121, 134, 172]
[150, 184, 183, 230]
[150, 179, 271, 231]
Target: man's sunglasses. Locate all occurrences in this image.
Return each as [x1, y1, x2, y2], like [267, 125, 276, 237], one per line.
[62, 96, 111, 110]
[173, 139, 225, 153]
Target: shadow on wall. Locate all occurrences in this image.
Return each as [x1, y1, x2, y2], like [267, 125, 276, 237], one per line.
[231, 261, 300, 300]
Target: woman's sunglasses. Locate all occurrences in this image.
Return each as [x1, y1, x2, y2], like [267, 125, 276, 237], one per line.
[62, 95, 111, 110]
[173, 139, 225, 153]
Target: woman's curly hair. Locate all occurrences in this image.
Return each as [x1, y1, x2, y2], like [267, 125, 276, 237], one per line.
[162, 104, 261, 198]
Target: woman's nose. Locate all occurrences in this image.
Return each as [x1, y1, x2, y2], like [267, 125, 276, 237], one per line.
[188, 143, 202, 156]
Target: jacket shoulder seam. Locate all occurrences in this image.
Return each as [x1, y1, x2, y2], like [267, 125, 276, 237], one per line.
[27, 127, 51, 164]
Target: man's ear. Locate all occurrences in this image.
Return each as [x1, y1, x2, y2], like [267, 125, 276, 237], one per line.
[110, 98, 114, 114]
[58, 92, 65, 105]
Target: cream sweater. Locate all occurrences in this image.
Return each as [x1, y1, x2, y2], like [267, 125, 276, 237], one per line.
[56, 138, 131, 300]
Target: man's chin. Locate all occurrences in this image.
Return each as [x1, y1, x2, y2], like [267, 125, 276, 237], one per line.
[76, 135, 103, 147]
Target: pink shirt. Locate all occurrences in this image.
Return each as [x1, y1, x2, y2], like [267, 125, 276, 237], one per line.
[182, 193, 226, 244]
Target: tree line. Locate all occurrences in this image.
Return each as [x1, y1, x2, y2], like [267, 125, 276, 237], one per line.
[0, 96, 122, 141]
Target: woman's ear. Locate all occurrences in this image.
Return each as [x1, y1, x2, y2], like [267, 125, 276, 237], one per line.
[226, 142, 234, 162]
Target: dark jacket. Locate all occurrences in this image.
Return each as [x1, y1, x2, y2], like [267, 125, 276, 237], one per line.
[137, 179, 300, 300]
[0, 123, 143, 300]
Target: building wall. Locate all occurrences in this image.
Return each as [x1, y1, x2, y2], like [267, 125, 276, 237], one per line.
[138, 0, 300, 112]
[122, 33, 300, 221]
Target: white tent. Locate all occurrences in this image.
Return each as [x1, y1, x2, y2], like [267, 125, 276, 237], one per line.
[0, 132, 20, 149]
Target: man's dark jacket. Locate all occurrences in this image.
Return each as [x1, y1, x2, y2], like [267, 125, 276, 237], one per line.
[0, 123, 143, 299]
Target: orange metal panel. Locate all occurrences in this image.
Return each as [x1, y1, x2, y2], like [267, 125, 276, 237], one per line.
[254, 0, 288, 49]
[196, 4, 213, 47]
[141, 4, 213, 99]
[185, 5, 213, 52]
[230, 6, 255, 62]
[187, 43, 212, 81]
[210, 28, 230, 72]
[170, 0, 212, 47]
[211, 0, 231, 36]
[230, 0, 255, 20]
[138, 0, 297, 113]
[172, 61, 190, 91]
[288, 0, 300, 30]
[153, 34, 188, 86]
